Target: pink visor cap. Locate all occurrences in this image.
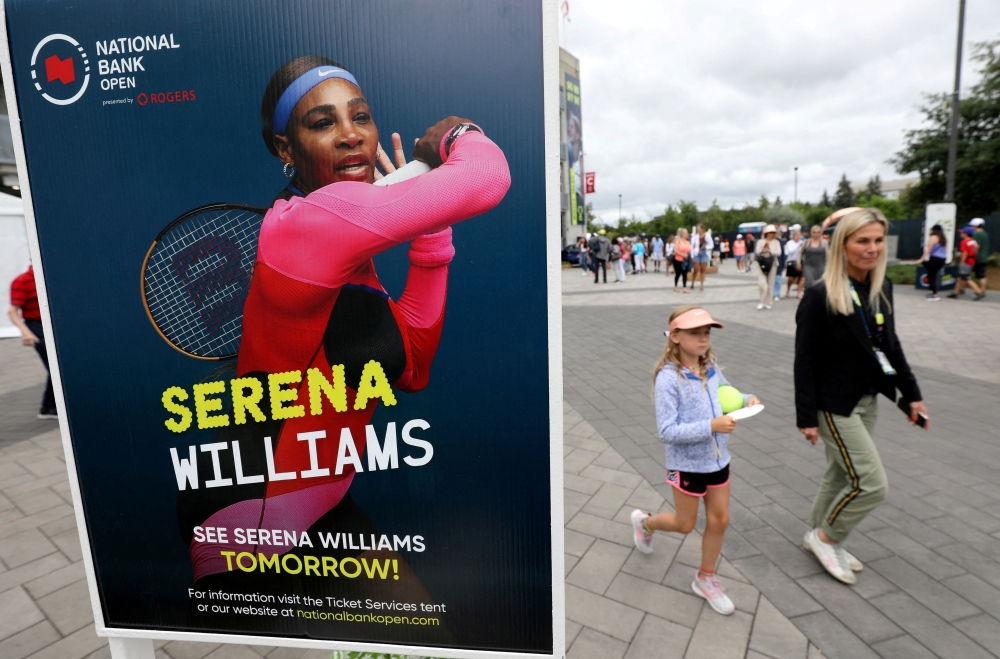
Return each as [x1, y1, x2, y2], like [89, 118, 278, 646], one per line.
[667, 309, 724, 334]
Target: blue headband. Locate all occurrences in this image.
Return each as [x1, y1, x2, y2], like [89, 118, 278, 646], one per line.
[272, 65, 361, 135]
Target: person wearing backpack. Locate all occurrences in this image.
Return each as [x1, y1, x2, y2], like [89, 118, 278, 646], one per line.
[755, 225, 781, 310]
[589, 229, 611, 284]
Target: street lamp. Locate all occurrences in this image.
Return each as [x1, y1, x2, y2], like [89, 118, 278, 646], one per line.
[619, 194, 622, 223]
[794, 167, 798, 204]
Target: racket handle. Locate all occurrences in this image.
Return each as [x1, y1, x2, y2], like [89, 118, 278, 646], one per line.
[374, 160, 431, 187]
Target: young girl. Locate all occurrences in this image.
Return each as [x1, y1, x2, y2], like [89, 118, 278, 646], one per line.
[631, 305, 759, 616]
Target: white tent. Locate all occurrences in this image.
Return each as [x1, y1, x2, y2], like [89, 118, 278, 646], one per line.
[0, 192, 28, 338]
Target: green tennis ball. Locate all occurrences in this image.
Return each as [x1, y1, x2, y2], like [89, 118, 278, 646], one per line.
[717, 385, 744, 414]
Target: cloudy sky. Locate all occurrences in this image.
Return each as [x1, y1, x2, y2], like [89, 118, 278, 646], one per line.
[560, 0, 1000, 223]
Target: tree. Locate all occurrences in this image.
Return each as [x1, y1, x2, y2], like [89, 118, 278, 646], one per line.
[819, 190, 832, 208]
[765, 205, 804, 226]
[773, 196, 783, 207]
[833, 174, 855, 209]
[866, 175, 882, 197]
[758, 195, 770, 211]
[891, 38, 1000, 220]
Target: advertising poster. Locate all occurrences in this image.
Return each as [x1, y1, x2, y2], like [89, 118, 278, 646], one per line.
[563, 73, 582, 226]
[1, 1, 562, 656]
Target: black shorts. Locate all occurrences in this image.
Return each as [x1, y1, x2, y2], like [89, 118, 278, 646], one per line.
[974, 263, 987, 280]
[666, 464, 730, 497]
[786, 263, 801, 277]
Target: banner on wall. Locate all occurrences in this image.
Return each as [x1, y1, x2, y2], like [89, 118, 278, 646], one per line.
[1, 1, 562, 656]
[564, 73, 582, 225]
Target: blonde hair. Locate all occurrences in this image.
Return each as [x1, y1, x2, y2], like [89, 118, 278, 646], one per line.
[823, 208, 891, 316]
[651, 305, 719, 397]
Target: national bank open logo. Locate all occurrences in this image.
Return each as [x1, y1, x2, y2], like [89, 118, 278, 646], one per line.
[30, 34, 90, 105]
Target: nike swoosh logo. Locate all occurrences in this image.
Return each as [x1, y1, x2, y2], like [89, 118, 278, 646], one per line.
[317, 68, 341, 77]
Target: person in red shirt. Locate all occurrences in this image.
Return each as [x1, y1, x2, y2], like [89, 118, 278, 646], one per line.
[7, 265, 56, 418]
[948, 226, 984, 299]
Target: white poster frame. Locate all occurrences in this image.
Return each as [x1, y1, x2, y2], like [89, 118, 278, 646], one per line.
[0, 1, 564, 657]
[925, 202, 957, 265]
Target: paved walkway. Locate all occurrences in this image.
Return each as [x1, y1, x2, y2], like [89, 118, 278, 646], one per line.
[562, 263, 1000, 659]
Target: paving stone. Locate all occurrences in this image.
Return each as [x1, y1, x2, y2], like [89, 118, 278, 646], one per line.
[564, 529, 596, 558]
[35, 578, 94, 635]
[565, 489, 590, 521]
[566, 512, 635, 548]
[592, 447, 626, 470]
[567, 627, 628, 659]
[625, 480, 665, 513]
[0, 586, 46, 643]
[0, 621, 60, 659]
[622, 615, 690, 659]
[0, 528, 58, 568]
[864, 527, 966, 581]
[605, 571, 703, 629]
[952, 613, 1000, 653]
[564, 473, 604, 496]
[567, 539, 632, 595]
[796, 574, 903, 645]
[49, 528, 84, 563]
[683, 608, 753, 659]
[565, 448, 601, 475]
[741, 527, 824, 580]
[748, 597, 809, 659]
[868, 590, 993, 659]
[789, 611, 883, 659]
[582, 482, 636, 520]
[867, 556, 980, 622]
[579, 464, 643, 489]
[565, 553, 579, 576]
[17, 622, 107, 659]
[621, 542, 677, 584]
[202, 645, 266, 659]
[730, 556, 823, 619]
[566, 618, 583, 649]
[868, 634, 939, 659]
[661, 562, 758, 616]
[161, 641, 221, 659]
[565, 584, 644, 643]
[0, 551, 69, 594]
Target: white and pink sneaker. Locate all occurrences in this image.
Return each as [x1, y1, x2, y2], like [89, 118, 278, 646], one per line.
[692, 574, 735, 615]
[630, 509, 653, 554]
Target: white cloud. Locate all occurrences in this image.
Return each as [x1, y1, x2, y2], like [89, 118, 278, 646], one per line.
[561, 0, 1000, 223]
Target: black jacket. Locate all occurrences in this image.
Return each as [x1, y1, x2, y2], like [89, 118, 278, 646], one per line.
[794, 278, 921, 428]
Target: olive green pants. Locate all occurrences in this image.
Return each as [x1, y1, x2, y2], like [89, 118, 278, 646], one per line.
[807, 395, 888, 542]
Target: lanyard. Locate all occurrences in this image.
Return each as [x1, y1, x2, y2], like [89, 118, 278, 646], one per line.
[849, 284, 885, 341]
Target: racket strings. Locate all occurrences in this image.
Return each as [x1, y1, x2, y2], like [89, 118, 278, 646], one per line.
[144, 206, 264, 358]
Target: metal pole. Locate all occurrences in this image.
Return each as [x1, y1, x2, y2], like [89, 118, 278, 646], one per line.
[794, 167, 798, 204]
[945, 0, 966, 202]
[618, 194, 622, 223]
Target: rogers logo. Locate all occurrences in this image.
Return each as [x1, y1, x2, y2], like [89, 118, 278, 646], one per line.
[30, 34, 90, 105]
[136, 89, 195, 106]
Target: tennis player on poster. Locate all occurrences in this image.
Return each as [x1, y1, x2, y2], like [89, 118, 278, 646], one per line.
[175, 55, 510, 636]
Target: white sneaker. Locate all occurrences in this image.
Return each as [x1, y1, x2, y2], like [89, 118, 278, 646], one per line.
[765, 305, 772, 310]
[756, 303, 764, 310]
[774, 297, 780, 301]
[630, 509, 653, 554]
[842, 548, 863, 572]
[692, 574, 735, 615]
[803, 529, 856, 584]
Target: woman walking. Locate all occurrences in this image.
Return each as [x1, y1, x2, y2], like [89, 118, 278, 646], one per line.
[665, 235, 676, 276]
[673, 229, 692, 293]
[733, 234, 746, 272]
[612, 237, 627, 282]
[795, 208, 929, 585]
[916, 224, 948, 302]
[801, 225, 828, 293]
[577, 235, 590, 276]
[755, 225, 781, 310]
[784, 226, 804, 298]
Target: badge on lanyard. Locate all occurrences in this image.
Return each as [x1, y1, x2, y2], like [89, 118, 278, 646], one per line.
[851, 285, 896, 376]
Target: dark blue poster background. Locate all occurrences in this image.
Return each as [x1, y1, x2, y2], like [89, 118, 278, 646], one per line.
[5, 0, 551, 653]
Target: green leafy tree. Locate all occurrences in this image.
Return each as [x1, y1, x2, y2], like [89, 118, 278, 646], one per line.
[866, 174, 882, 197]
[819, 190, 832, 208]
[891, 38, 1000, 220]
[758, 195, 770, 211]
[765, 204, 804, 226]
[833, 174, 855, 209]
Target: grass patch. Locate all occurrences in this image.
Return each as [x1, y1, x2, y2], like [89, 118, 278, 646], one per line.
[886, 264, 917, 285]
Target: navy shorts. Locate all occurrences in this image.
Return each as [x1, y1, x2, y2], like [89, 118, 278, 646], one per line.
[666, 464, 730, 497]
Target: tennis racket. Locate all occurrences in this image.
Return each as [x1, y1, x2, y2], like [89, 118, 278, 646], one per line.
[141, 203, 266, 360]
